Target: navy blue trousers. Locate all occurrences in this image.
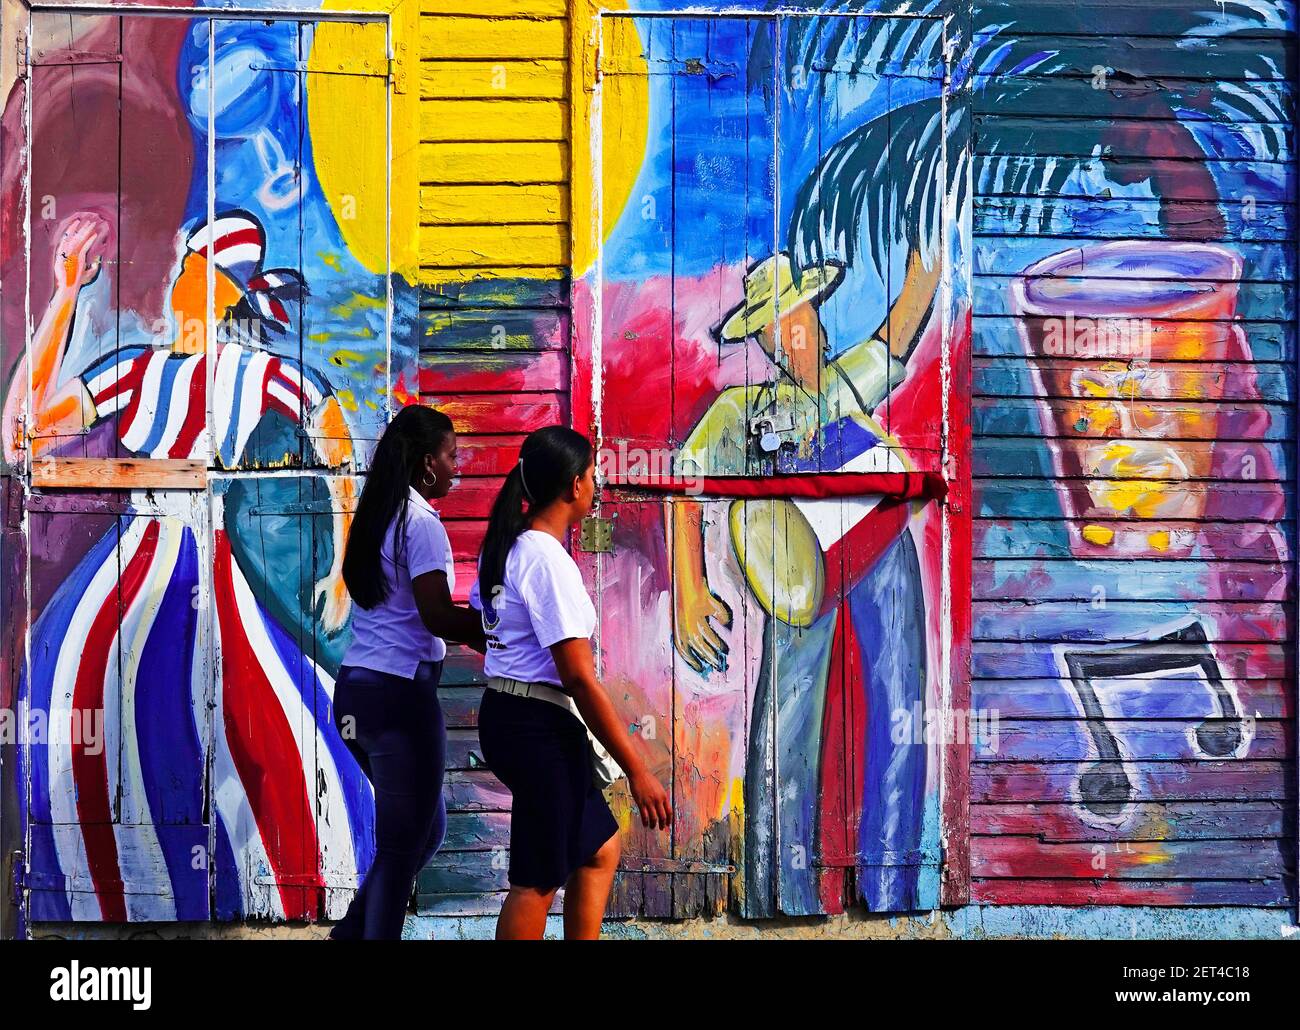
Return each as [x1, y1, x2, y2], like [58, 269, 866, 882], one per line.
[330, 660, 446, 939]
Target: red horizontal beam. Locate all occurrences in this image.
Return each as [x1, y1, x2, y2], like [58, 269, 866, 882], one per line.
[605, 470, 948, 501]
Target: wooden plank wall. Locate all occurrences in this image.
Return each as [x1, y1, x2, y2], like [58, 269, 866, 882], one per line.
[968, 0, 1298, 906]
[415, 0, 574, 914]
[414, 0, 1299, 916]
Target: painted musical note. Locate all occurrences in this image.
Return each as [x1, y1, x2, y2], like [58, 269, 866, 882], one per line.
[1059, 621, 1247, 822]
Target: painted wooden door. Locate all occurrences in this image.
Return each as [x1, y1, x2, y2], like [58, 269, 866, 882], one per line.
[14, 8, 398, 923]
[586, 12, 970, 917]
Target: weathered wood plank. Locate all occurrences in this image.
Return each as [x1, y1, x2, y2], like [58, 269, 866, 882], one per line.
[421, 183, 568, 224]
[449, 558, 480, 605]
[974, 641, 1291, 681]
[420, 350, 568, 393]
[444, 770, 510, 812]
[441, 646, 486, 685]
[971, 601, 1292, 643]
[974, 718, 1291, 762]
[419, 141, 568, 183]
[413, 890, 560, 917]
[974, 279, 1295, 319]
[975, 196, 1294, 243]
[422, 394, 566, 435]
[422, 1, 568, 21]
[971, 76, 1292, 123]
[974, 439, 1292, 481]
[972, 801, 1289, 842]
[421, 98, 567, 142]
[973, 760, 1294, 803]
[974, 558, 1291, 603]
[973, 238, 1296, 281]
[420, 17, 567, 61]
[973, 677, 1293, 720]
[31, 458, 206, 490]
[971, 876, 1292, 906]
[973, 1, 1295, 39]
[976, 157, 1296, 206]
[435, 478, 505, 520]
[438, 686, 483, 728]
[972, 836, 1292, 880]
[416, 856, 509, 894]
[421, 224, 568, 268]
[975, 316, 1294, 362]
[441, 811, 509, 850]
[974, 357, 1295, 403]
[421, 307, 568, 351]
[975, 477, 1292, 521]
[421, 273, 567, 310]
[975, 115, 1292, 161]
[448, 438, 525, 477]
[421, 57, 566, 103]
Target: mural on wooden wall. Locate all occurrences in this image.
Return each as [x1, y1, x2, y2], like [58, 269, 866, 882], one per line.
[968, 0, 1295, 904]
[0, 6, 417, 920]
[565, 8, 969, 918]
[2, 0, 1293, 927]
[553, 0, 1292, 915]
[413, 2, 969, 918]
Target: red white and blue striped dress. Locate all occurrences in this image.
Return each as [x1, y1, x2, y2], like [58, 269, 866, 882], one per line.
[24, 341, 375, 921]
[82, 340, 326, 462]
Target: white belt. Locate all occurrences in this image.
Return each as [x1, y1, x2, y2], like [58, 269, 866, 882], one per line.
[486, 675, 572, 707]
[484, 676, 624, 787]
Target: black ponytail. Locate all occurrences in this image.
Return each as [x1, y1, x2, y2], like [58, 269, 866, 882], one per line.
[478, 425, 593, 606]
[343, 404, 454, 610]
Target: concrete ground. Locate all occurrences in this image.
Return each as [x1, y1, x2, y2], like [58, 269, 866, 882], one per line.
[26, 906, 1300, 941]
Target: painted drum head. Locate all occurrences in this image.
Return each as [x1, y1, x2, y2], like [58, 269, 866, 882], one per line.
[727, 498, 824, 628]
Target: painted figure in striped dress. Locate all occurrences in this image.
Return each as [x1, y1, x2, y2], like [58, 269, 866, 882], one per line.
[13, 210, 374, 921]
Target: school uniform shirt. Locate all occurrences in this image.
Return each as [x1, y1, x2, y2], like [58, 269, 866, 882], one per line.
[343, 486, 455, 678]
[469, 530, 597, 687]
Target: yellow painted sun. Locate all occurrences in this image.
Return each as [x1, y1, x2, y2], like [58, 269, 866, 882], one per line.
[307, 1, 420, 280]
[574, 0, 649, 278]
[306, 0, 648, 284]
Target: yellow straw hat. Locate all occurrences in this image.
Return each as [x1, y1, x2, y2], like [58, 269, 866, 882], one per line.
[716, 252, 845, 343]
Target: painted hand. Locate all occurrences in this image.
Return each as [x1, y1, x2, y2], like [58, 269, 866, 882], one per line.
[313, 566, 352, 636]
[672, 579, 732, 675]
[53, 215, 108, 290]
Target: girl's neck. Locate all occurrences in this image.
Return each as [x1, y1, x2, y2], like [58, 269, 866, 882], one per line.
[527, 503, 573, 544]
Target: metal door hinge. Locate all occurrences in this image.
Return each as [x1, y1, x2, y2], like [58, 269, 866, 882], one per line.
[9, 414, 27, 455]
[578, 516, 613, 553]
[389, 53, 407, 94]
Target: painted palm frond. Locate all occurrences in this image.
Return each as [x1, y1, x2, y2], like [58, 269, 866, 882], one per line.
[776, 0, 1291, 285]
[787, 92, 966, 276]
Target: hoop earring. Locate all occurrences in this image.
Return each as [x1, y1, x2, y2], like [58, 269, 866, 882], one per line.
[422, 471, 437, 488]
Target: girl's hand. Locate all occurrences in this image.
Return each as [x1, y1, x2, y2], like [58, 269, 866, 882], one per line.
[53, 215, 108, 290]
[628, 769, 672, 831]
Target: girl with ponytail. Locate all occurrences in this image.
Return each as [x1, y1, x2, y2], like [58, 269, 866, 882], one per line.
[471, 425, 672, 940]
[330, 404, 485, 940]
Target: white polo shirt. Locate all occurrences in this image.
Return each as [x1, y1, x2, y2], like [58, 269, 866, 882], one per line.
[343, 486, 455, 678]
[469, 530, 596, 687]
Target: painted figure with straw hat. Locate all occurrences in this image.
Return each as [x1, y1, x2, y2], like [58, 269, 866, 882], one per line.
[670, 247, 939, 915]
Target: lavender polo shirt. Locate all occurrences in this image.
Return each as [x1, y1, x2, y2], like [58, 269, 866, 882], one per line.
[343, 486, 455, 678]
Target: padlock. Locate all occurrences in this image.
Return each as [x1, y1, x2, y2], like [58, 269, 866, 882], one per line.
[751, 417, 781, 453]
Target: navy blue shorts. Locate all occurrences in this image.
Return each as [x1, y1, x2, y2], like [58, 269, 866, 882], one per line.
[477, 687, 619, 891]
